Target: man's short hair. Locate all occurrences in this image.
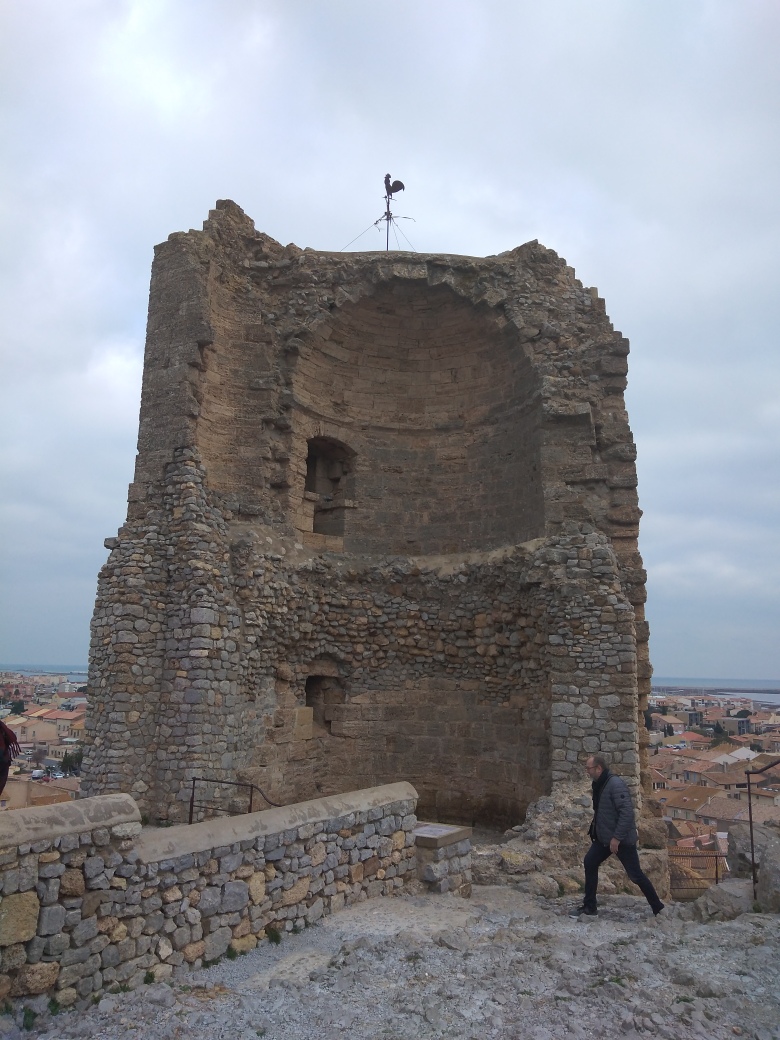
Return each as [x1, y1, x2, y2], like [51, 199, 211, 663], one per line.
[588, 753, 609, 771]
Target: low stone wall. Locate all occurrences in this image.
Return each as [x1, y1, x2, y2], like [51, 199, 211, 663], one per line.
[413, 822, 472, 896]
[0, 783, 417, 1008]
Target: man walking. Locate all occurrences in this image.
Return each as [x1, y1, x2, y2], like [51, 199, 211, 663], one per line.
[570, 753, 664, 918]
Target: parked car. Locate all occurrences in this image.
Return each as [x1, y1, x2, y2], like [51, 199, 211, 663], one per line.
[31, 769, 46, 780]
[51, 772, 65, 779]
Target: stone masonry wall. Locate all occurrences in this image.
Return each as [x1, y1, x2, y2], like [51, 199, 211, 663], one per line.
[85, 442, 640, 825]
[0, 785, 418, 1011]
[85, 199, 651, 826]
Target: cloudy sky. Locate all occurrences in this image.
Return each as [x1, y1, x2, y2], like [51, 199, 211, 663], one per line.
[1, 0, 778, 680]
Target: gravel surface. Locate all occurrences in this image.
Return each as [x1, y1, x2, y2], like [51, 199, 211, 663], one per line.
[8, 885, 780, 1040]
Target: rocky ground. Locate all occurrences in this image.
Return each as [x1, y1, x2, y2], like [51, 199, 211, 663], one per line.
[5, 880, 779, 1040]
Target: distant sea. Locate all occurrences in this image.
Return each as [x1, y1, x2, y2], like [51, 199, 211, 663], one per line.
[652, 676, 780, 707]
[0, 664, 88, 684]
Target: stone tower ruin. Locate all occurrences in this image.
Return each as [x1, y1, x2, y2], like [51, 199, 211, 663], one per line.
[83, 200, 651, 824]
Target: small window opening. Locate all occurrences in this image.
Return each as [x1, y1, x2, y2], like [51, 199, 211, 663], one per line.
[304, 438, 355, 537]
[305, 675, 345, 733]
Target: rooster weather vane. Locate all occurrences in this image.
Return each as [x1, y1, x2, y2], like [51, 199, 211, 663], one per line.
[340, 173, 416, 252]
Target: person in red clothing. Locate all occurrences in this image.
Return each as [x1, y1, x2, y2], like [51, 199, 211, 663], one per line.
[0, 720, 20, 796]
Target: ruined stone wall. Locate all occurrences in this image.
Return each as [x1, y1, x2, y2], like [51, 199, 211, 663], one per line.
[288, 280, 545, 554]
[85, 200, 650, 825]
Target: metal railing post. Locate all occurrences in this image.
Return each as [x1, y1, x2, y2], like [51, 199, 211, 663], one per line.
[248, 786, 254, 815]
[747, 768, 757, 901]
[744, 756, 780, 903]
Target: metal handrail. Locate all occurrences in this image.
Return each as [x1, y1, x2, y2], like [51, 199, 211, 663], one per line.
[188, 775, 281, 825]
[745, 756, 780, 899]
[668, 847, 724, 885]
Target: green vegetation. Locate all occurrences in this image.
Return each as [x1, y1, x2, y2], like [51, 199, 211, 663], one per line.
[710, 722, 732, 747]
[60, 747, 83, 773]
[266, 926, 282, 945]
[144, 971, 156, 984]
[22, 1008, 38, 1031]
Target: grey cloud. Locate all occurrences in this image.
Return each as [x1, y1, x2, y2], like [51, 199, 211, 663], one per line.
[0, 0, 778, 677]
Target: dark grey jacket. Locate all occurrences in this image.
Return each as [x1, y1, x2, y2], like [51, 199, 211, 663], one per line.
[593, 773, 638, 845]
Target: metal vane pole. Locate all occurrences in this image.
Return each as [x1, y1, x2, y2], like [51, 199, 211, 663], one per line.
[383, 173, 405, 251]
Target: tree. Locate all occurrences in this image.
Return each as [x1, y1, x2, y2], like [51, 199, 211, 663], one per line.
[665, 724, 675, 737]
[710, 722, 731, 747]
[11, 700, 24, 715]
[31, 748, 47, 766]
[643, 709, 654, 731]
[735, 709, 752, 719]
[61, 748, 83, 774]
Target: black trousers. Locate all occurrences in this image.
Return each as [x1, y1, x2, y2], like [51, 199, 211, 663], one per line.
[583, 840, 663, 912]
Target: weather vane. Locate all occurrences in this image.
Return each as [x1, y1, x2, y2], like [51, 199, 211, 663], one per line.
[382, 174, 405, 251]
[340, 173, 416, 252]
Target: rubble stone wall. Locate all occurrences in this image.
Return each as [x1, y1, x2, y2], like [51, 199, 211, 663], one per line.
[0, 785, 418, 1010]
[85, 200, 651, 825]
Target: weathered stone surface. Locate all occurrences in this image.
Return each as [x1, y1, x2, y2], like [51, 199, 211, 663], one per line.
[229, 934, 257, 954]
[0, 795, 140, 848]
[0, 891, 40, 946]
[221, 880, 249, 912]
[71, 915, 99, 947]
[58, 868, 86, 897]
[2, 873, 779, 1040]
[681, 878, 754, 922]
[729, 821, 779, 880]
[196, 886, 222, 917]
[203, 926, 232, 961]
[182, 940, 205, 963]
[10, 961, 59, 996]
[81, 202, 651, 831]
[499, 850, 540, 875]
[756, 840, 780, 913]
[1, 944, 26, 971]
[637, 817, 667, 850]
[37, 903, 66, 936]
[281, 877, 310, 907]
[56, 986, 78, 1007]
[248, 873, 266, 904]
